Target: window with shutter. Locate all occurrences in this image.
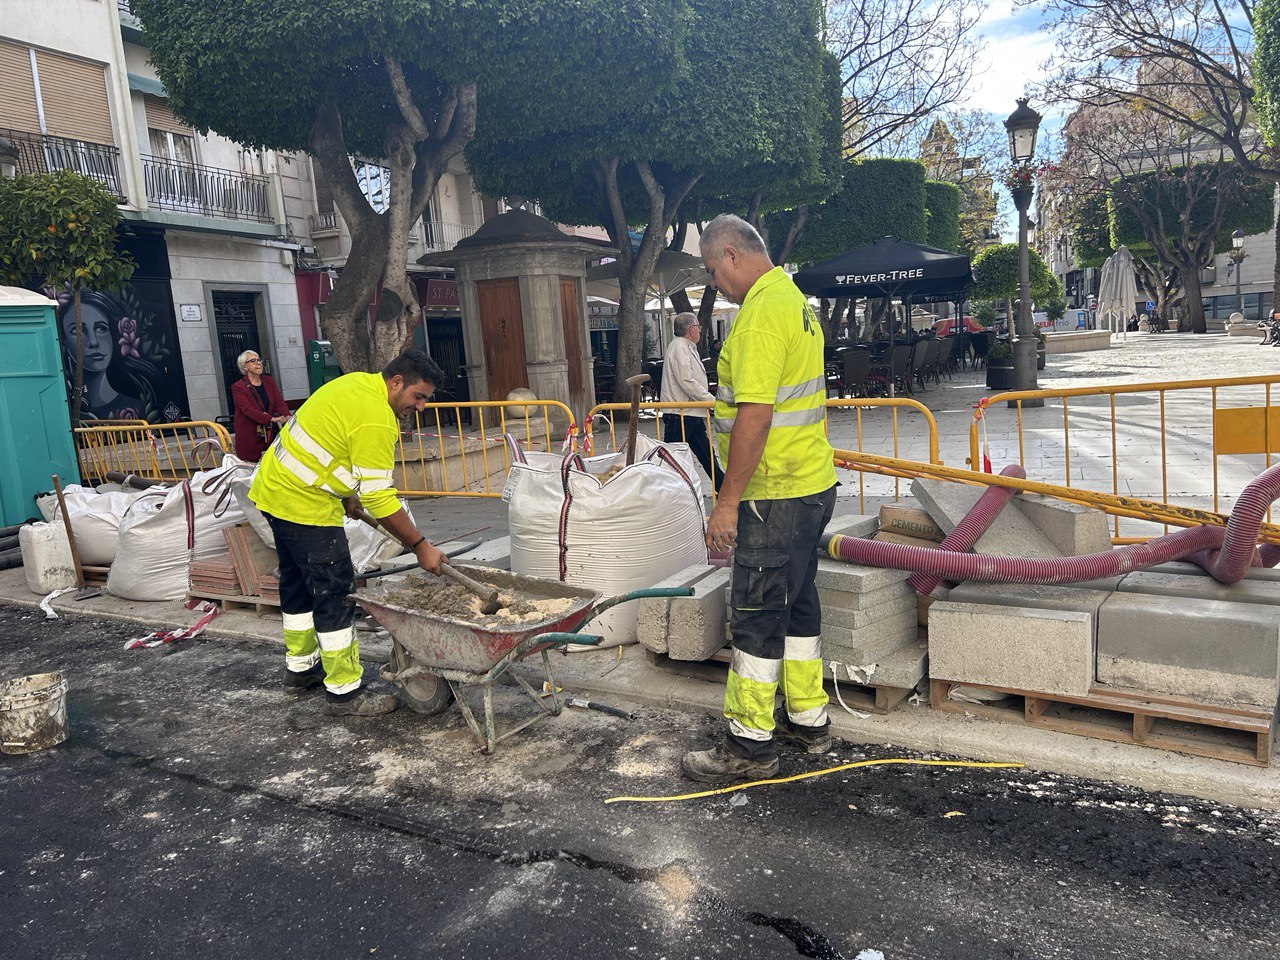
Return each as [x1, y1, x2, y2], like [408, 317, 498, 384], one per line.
[33, 49, 114, 145]
[142, 94, 191, 136]
[0, 40, 40, 134]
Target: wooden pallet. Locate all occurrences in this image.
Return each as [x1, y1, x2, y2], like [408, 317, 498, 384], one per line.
[930, 678, 1277, 766]
[189, 589, 282, 616]
[648, 647, 915, 715]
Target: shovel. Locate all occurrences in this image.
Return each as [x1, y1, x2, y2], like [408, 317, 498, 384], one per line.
[624, 373, 651, 466]
[51, 475, 101, 601]
[350, 508, 502, 615]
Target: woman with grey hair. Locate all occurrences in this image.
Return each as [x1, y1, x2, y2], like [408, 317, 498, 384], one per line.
[231, 349, 290, 461]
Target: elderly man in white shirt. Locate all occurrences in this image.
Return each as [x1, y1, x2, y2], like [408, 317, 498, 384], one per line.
[660, 311, 720, 492]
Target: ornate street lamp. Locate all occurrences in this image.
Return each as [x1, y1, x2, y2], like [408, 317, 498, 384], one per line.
[1004, 97, 1043, 406]
[1230, 228, 1247, 315]
[0, 136, 19, 179]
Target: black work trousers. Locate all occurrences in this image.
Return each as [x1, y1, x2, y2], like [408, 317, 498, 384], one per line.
[662, 413, 722, 492]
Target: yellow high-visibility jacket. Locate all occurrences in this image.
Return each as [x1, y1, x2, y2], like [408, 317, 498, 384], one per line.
[249, 372, 401, 527]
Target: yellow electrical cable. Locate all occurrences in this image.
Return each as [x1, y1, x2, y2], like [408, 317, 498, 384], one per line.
[604, 758, 1024, 805]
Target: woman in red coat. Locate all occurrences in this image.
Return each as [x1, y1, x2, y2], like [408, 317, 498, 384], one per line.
[231, 350, 290, 462]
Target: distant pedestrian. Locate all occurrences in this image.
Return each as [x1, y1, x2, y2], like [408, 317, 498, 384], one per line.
[231, 351, 289, 462]
[660, 312, 720, 492]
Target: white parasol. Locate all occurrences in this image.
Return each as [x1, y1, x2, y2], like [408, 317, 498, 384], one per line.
[1097, 246, 1139, 339]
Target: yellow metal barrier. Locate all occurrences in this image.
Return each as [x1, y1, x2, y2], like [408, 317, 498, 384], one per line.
[585, 398, 940, 510]
[968, 375, 1280, 539]
[75, 421, 232, 483]
[394, 399, 576, 497]
[833, 447, 1280, 547]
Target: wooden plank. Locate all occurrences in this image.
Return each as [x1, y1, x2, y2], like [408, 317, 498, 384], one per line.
[1132, 713, 1155, 742]
[1091, 685, 1272, 722]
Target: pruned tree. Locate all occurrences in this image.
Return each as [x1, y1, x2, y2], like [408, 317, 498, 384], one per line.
[924, 180, 962, 252]
[468, 0, 840, 400]
[972, 243, 1056, 324]
[0, 170, 136, 427]
[136, 0, 683, 374]
[1056, 101, 1274, 332]
[1036, 0, 1280, 318]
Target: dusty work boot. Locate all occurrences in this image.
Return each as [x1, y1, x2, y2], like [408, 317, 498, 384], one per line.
[681, 741, 779, 784]
[772, 707, 833, 754]
[324, 687, 399, 717]
[283, 662, 325, 695]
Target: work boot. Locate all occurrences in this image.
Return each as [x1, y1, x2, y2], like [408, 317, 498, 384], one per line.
[324, 688, 399, 717]
[772, 707, 833, 754]
[283, 662, 325, 695]
[681, 741, 779, 784]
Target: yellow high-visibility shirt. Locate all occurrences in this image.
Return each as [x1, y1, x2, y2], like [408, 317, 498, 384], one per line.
[714, 267, 836, 501]
[249, 372, 401, 527]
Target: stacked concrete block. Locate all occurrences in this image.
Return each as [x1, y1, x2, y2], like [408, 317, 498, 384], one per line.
[911, 478, 1063, 558]
[636, 564, 719, 655]
[668, 567, 733, 661]
[929, 600, 1095, 697]
[815, 555, 917, 669]
[1116, 570, 1280, 608]
[1014, 493, 1114, 557]
[1096, 593, 1280, 707]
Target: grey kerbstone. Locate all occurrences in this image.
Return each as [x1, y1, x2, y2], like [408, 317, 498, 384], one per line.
[814, 556, 913, 594]
[1014, 493, 1114, 557]
[911, 478, 1063, 559]
[821, 593, 916, 630]
[947, 581, 1112, 620]
[929, 601, 1094, 697]
[1147, 561, 1280, 584]
[864, 641, 928, 689]
[636, 564, 718, 655]
[819, 580, 915, 611]
[820, 610, 917, 663]
[668, 567, 732, 661]
[1117, 571, 1280, 607]
[1096, 593, 1280, 707]
[452, 536, 511, 570]
[822, 513, 881, 542]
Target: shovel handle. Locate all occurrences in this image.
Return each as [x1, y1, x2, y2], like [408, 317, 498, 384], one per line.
[439, 562, 500, 606]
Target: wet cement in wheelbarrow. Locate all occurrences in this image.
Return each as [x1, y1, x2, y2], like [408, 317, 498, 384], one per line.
[380, 577, 576, 627]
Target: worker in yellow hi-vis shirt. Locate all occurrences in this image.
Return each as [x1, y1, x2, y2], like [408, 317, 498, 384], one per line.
[250, 350, 447, 717]
[682, 215, 838, 784]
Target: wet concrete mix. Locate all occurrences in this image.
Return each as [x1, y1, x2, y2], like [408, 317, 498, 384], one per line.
[380, 574, 576, 627]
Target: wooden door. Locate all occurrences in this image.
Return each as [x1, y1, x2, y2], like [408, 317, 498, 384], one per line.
[475, 278, 527, 402]
[558, 277, 584, 402]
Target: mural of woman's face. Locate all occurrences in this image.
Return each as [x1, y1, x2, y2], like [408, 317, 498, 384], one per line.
[62, 304, 113, 373]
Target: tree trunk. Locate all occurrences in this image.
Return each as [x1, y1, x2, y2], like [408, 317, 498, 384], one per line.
[697, 285, 717, 356]
[772, 206, 810, 266]
[1178, 264, 1207, 333]
[1274, 189, 1280, 317]
[71, 286, 83, 429]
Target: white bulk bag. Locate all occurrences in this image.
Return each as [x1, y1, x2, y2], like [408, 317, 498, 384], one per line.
[505, 435, 708, 645]
[107, 486, 190, 601]
[40, 484, 151, 566]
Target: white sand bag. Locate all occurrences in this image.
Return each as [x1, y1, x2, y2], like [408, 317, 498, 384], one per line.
[42, 484, 152, 566]
[506, 435, 708, 645]
[107, 486, 190, 601]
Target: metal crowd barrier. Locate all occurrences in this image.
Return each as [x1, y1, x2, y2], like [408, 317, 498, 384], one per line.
[75, 420, 231, 484]
[969, 375, 1280, 540]
[394, 399, 576, 497]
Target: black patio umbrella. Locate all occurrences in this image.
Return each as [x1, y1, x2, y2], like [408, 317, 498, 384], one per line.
[793, 236, 973, 396]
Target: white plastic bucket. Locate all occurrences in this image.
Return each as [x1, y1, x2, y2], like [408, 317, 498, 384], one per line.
[0, 671, 69, 755]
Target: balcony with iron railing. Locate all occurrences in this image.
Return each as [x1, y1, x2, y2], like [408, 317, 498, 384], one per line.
[1, 127, 125, 198]
[117, 0, 137, 17]
[140, 154, 273, 223]
[421, 219, 479, 251]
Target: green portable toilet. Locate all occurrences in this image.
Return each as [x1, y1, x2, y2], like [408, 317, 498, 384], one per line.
[0, 287, 79, 525]
[306, 339, 342, 394]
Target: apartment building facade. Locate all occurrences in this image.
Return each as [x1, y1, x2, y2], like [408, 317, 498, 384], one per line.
[2, 0, 486, 423]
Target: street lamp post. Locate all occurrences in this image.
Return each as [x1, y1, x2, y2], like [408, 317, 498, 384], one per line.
[1230, 228, 1246, 316]
[1004, 96, 1043, 408]
[0, 136, 19, 180]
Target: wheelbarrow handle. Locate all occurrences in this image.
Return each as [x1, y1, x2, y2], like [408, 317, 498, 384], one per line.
[573, 586, 695, 631]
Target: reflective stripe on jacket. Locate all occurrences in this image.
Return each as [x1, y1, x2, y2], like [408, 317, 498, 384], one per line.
[249, 372, 401, 527]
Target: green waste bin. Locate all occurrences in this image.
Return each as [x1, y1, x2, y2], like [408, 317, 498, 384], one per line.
[0, 287, 79, 525]
[307, 339, 342, 394]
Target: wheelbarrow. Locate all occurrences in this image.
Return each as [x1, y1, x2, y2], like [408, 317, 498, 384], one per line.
[352, 564, 692, 754]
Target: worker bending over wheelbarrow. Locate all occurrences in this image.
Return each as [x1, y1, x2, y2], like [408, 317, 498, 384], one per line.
[249, 350, 448, 716]
[683, 215, 838, 784]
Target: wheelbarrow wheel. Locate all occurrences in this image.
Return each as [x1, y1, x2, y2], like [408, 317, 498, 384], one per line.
[395, 670, 454, 716]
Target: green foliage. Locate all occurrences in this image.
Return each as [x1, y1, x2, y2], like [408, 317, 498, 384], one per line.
[1043, 295, 1067, 323]
[923, 180, 962, 252]
[1257, 0, 1280, 148]
[468, 0, 839, 226]
[1108, 166, 1275, 254]
[972, 300, 998, 326]
[790, 158, 929, 265]
[987, 338, 1012, 362]
[971, 243, 1055, 301]
[0, 170, 134, 291]
[1071, 190, 1114, 268]
[137, 0, 687, 158]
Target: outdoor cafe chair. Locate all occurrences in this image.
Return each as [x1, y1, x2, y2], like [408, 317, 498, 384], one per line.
[933, 336, 955, 383]
[970, 332, 990, 368]
[911, 339, 937, 393]
[840, 348, 873, 398]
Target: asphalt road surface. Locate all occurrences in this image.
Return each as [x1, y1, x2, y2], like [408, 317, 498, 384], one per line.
[2, 604, 1278, 959]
